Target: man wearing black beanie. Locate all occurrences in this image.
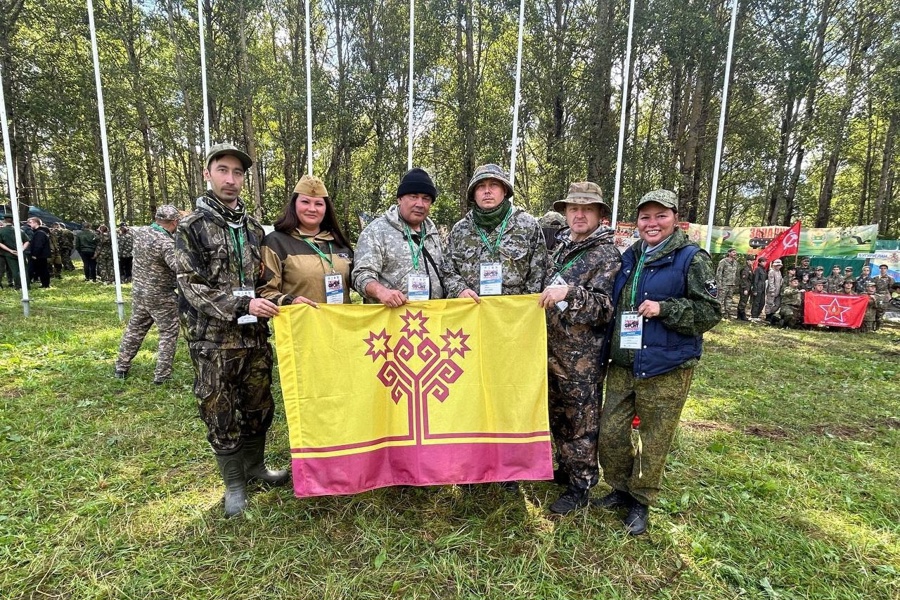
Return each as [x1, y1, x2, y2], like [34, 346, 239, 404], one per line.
[352, 167, 445, 306]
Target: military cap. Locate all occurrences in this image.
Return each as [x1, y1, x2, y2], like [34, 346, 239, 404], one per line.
[552, 181, 610, 216]
[205, 143, 252, 170]
[466, 164, 513, 204]
[772, 259, 783, 266]
[155, 205, 181, 221]
[636, 189, 678, 212]
[844, 266, 853, 271]
[293, 174, 329, 198]
[866, 280, 877, 288]
[538, 211, 566, 228]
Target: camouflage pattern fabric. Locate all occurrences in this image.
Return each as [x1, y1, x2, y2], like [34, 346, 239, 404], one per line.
[175, 194, 269, 350]
[598, 364, 694, 507]
[854, 274, 874, 294]
[777, 286, 803, 328]
[118, 229, 134, 258]
[95, 231, 115, 283]
[442, 205, 547, 297]
[115, 225, 179, 380]
[862, 293, 877, 332]
[764, 269, 782, 316]
[825, 273, 844, 294]
[191, 345, 275, 454]
[737, 262, 753, 315]
[549, 377, 602, 490]
[59, 228, 75, 270]
[49, 227, 62, 278]
[351, 204, 444, 300]
[873, 274, 892, 329]
[715, 256, 738, 318]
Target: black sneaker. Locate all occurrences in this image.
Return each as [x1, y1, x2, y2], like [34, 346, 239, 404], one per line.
[549, 487, 589, 515]
[114, 370, 128, 380]
[624, 501, 649, 535]
[591, 489, 633, 510]
[498, 481, 520, 493]
[550, 468, 569, 486]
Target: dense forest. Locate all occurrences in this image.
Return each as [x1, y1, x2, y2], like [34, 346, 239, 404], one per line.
[0, 0, 898, 239]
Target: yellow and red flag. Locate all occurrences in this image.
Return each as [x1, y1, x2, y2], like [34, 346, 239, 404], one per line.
[803, 292, 868, 328]
[273, 295, 552, 497]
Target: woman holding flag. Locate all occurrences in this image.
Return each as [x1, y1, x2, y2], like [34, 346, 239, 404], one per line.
[597, 189, 721, 535]
[258, 175, 354, 307]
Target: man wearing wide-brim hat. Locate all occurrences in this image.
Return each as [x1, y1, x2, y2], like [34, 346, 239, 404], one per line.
[537, 181, 621, 514]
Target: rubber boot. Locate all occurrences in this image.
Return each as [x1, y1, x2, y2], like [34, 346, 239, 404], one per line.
[243, 435, 289, 486]
[215, 452, 248, 518]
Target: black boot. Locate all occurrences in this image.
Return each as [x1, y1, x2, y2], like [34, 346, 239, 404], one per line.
[549, 486, 589, 515]
[550, 468, 569, 486]
[215, 452, 248, 517]
[592, 488, 633, 510]
[737, 310, 748, 321]
[243, 435, 289, 486]
[624, 501, 649, 535]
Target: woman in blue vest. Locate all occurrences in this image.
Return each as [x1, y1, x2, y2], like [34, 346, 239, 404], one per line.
[595, 190, 721, 535]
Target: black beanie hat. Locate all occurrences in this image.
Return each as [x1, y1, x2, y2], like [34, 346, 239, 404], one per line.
[396, 168, 437, 201]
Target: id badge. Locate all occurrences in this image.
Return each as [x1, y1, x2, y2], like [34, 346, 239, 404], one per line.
[324, 273, 344, 304]
[549, 273, 568, 312]
[234, 287, 258, 324]
[479, 262, 503, 296]
[407, 274, 430, 302]
[619, 311, 643, 349]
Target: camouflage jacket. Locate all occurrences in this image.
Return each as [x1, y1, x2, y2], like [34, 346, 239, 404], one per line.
[874, 274, 893, 297]
[546, 226, 621, 381]
[58, 228, 75, 251]
[94, 232, 112, 260]
[117, 230, 134, 258]
[131, 224, 177, 301]
[442, 205, 547, 297]
[738, 263, 753, 292]
[175, 193, 269, 350]
[351, 204, 444, 300]
[825, 273, 844, 294]
[780, 286, 803, 309]
[715, 256, 738, 287]
[854, 275, 874, 294]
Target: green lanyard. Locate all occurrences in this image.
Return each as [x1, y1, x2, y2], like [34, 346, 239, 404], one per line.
[553, 248, 586, 276]
[301, 236, 335, 272]
[629, 252, 648, 309]
[151, 223, 173, 239]
[474, 206, 513, 257]
[228, 226, 246, 287]
[403, 222, 426, 271]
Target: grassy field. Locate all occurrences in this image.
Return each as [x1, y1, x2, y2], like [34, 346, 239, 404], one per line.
[0, 276, 897, 600]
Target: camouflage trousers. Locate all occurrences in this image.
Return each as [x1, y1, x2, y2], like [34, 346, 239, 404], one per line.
[190, 344, 275, 455]
[778, 305, 801, 328]
[115, 295, 179, 380]
[718, 285, 736, 318]
[98, 255, 115, 283]
[61, 249, 75, 271]
[549, 375, 602, 491]
[598, 365, 694, 507]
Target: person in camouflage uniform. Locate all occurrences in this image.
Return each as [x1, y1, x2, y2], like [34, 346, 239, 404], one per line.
[175, 143, 287, 518]
[538, 210, 566, 251]
[442, 163, 547, 301]
[94, 225, 115, 284]
[795, 256, 812, 283]
[824, 265, 844, 294]
[809, 265, 826, 289]
[75, 223, 99, 281]
[838, 278, 856, 295]
[352, 168, 444, 305]
[873, 264, 893, 330]
[777, 277, 804, 328]
[118, 224, 134, 282]
[715, 248, 739, 319]
[597, 189, 722, 536]
[0, 215, 22, 288]
[114, 206, 181, 384]
[538, 182, 621, 515]
[862, 281, 878, 332]
[49, 223, 63, 279]
[736, 255, 753, 320]
[57, 223, 75, 271]
[854, 264, 874, 293]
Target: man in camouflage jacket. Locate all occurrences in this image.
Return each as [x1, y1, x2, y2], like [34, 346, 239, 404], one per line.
[175, 143, 287, 517]
[441, 163, 547, 300]
[114, 205, 181, 384]
[715, 248, 739, 319]
[736, 255, 753, 320]
[873, 264, 893, 330]
[538, 182, 621, 515]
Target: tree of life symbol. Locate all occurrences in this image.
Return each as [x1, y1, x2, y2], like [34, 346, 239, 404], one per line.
[363, 310, 471, 443]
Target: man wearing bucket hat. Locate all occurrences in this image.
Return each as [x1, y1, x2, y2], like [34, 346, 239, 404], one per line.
[175, 143, 287, 517]
[537, 182, 621, 514]
[114, 204, 182, 384]
[442, 163, 547, 302]
[352, 167, 444, 306]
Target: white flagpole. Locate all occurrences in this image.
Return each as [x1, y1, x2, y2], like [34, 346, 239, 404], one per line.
[0, 65, 30, 315]
[508, 0, 525, 190]
[611, 0, 636, 229]
[87, 0, 125, 320]
[407, 0, 415, 170]
[198, 0, 210, 153]
[305, 0, 313, 175]
[705, 0, 740, 252]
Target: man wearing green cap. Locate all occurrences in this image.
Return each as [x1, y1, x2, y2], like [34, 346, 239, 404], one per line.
[175, 143, 288, 517]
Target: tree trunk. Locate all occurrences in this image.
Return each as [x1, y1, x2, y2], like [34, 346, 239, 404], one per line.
[873, 112, 897, 232]
[236, 1, 263, 221]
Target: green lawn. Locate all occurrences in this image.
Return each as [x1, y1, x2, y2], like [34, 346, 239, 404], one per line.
[0, 276, 897, 599]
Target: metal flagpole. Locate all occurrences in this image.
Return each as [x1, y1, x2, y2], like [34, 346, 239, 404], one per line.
[407, 0, 415, 170]
[705, 0, 740, 252]
[610, 0, 636, 229]
[87, 0, 125, 321]
[198, 0, 210, 153]
[305, 0, 313, 175]
[0, 65, 30, 316]
[508, 0, 526, 190]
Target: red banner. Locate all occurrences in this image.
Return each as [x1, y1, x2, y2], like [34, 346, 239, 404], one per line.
[803, 292, 868, 328]
[754, 221, 801, 269]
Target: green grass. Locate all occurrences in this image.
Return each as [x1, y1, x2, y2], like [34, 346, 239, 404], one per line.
[0, 275, 898, 599]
